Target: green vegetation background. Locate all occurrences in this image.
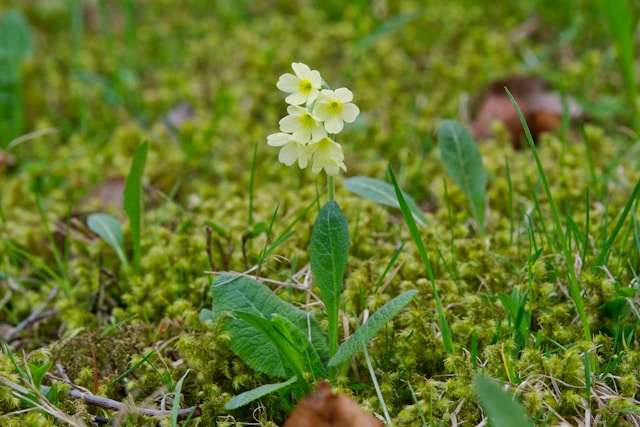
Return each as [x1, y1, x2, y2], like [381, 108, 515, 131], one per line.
[1, 0, 640, 425]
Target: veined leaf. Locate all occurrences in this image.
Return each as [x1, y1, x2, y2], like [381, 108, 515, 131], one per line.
[474, 376, 532, 427]
[309, 201, 349, 357]
[328, 290, 417, 367]
[225, 376, 297, 410]
[233, 311, 310, 387]
[345, 176, 427, 226]
[437, 120, 487, 233]
[271, 314, 326, 379]
[201, 275, 328, 379]
[87, 213, 128, 267]
[123, 141, 148, 272]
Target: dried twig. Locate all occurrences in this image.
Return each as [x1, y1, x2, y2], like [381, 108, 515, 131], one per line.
[0, 374, 201, 420]
[5, 287, 59, 342]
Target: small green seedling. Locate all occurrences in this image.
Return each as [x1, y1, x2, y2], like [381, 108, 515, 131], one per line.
[437, 120, 488, 234]
[87, 212, 129, 268]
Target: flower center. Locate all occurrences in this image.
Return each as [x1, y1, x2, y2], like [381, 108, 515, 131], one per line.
[299, 80, 313, 95]
[300, 113, 316, 128]
[328, 100, 342, 114]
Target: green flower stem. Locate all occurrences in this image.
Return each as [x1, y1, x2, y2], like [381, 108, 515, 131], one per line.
[327, 175, 335, 201]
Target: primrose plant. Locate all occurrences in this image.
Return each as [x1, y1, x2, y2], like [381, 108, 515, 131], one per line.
[200, 62, 417, 411]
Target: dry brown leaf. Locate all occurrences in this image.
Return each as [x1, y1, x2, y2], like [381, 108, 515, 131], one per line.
[52, 178, 126, 250]
[471, 76, 582, 147]
[284, 381, 383, 427]
[81, 177, 126, 210]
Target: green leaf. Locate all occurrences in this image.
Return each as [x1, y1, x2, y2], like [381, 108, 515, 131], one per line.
[271, 314, 326, 379]
[388, 165, 454, 354]
[0, 10, 32, 83]
[474, 376, 532, 427]
[598, 0, 638, 130]
[201, 275, 328, 379]
[233, 311, 310, 388]
[345, 176, 426, 226]
[437, 120, 487, 233]
[123, 142, 148, 272]
[309, 201, 349, 357]
[329, 290, 417, 367]
[225, 376, 297, 410]
[87, 213, 128, 267]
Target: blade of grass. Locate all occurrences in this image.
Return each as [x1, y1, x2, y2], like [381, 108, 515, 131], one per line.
[123, 141, 149, 272]
[170, 370, 190, 427]
[34, 195, 70, 293]
[373, 242, 404, 293]
[108, 350, 155, 389]
[248, 141, 258, 226]
[363, 344, 392, 425]
[506, 88, 591, 341]
[406, 380, 428, 427]
[595, 179, 640, 266]
[388, 165, 454, 353]
[598, 0, 638, 131]
[583, 351, 591, 407]
[505, 158, 515, 243]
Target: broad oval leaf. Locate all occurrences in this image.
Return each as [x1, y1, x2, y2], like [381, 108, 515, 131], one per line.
[87, 213, 128, 267]
[201, 275, 328, 379]
[123, 141, 148, 271]
[225, 376, 297, 410]
[473, 376, 532, 427]
[309, 201, 349, 356]
[328, 290, 417, 367]
[345, 176, 427, 226]
[437, 120, 487, 232]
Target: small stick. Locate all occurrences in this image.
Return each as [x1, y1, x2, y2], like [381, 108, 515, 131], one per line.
[0, 375, 201, 420]
[7, 287, 59, 341]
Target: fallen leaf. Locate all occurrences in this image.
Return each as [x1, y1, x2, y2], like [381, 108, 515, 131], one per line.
[52, 178, 127, 249]
[284, 381, 383, 427]
[471, 76, 582, 147]
[81, 177, 126, 210]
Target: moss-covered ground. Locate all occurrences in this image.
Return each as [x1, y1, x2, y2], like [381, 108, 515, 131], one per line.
[1, 1, 640, 425]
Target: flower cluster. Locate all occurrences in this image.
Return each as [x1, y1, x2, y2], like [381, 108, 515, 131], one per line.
[267, 63, 360, 176]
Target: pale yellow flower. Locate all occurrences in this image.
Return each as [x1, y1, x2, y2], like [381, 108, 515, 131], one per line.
[308, 137, 346, 176]
[313, 88, 360, 134]
[276, 62, 322, 106]
[279, 105, 326, 142]
[266, 132, 312, 169]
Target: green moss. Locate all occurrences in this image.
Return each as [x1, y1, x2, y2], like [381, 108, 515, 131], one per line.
[2, 0, 640, 425]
